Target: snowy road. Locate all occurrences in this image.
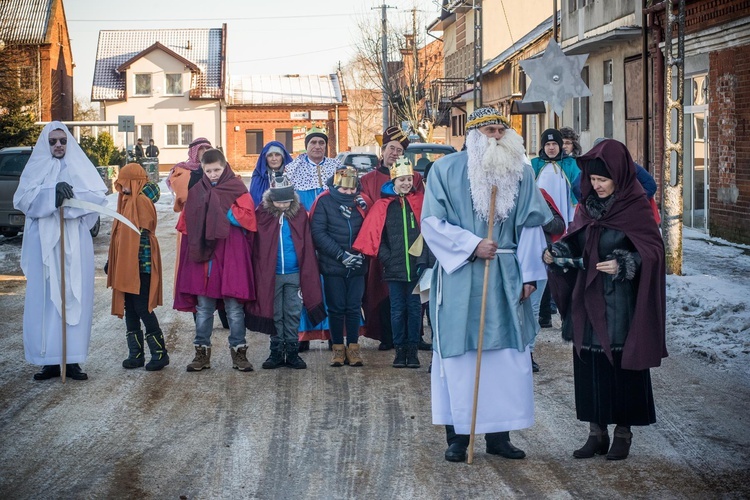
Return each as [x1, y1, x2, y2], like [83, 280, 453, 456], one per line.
[0, 187, 748, 498]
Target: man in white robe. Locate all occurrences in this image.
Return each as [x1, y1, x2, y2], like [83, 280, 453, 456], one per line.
[14, 122, 108, 381]
[421, 107, 551, 462]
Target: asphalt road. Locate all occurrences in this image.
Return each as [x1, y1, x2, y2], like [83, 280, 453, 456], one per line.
[0, 209, 748, 499]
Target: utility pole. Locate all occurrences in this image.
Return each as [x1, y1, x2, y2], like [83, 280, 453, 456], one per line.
[550, 0, 558, 128]
[662, 0, 686, 275]
[472, 0, 483, 108]
[373, 4, 396, 131]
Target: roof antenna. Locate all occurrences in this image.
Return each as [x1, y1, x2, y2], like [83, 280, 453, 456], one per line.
[187, 40, 192, 50]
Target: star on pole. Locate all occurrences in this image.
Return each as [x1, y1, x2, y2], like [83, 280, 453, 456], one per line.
[519, 39, 591, 117]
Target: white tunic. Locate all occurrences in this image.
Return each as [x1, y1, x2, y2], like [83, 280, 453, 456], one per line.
[14, 122, 107, 365]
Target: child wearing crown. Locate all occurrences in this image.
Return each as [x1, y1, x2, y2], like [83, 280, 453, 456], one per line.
[245, 173, 326, 369]
[354, 157, 425, 369]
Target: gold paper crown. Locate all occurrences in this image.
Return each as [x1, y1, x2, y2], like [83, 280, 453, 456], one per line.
[333, 167, 358, 189]
[390, 156, 414, 180]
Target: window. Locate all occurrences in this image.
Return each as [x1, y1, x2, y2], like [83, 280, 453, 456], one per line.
[603, 60, 613, 85]
[139, 125, 153, 144]
[165, 74, 182, 95]
[451, 114, 465, 137]
[603, 101, 614, 138]
[275, 129, 293, 152]
[572, 66, 590, 133]
[246, 130, 263, 155]
[135, 74, 151, 96]
[166, 124, 193, 146]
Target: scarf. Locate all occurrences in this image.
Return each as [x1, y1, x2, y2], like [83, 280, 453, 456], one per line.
[249, 141, 293, 206]
[184, 165, 248, 262]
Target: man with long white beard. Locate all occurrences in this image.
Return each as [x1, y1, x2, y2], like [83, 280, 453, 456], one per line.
[421, 107, 551, 462]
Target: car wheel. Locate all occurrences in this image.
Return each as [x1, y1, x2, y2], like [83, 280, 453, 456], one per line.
[89, 216, 101, 238]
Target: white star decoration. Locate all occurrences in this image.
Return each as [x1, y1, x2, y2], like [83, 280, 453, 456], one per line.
[520, 39, 592, 117]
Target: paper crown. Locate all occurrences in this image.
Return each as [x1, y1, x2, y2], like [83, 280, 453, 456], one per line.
[466, 107, 511, 131]
[333, 167, 359, 189]
[269, 173, 295, 202]
[390, 156, 414, 180]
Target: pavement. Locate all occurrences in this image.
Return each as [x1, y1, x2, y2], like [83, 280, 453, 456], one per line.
[0, 208, 748, 499]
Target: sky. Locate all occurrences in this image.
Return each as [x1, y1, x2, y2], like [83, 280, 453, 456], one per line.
[64, 0, 442, 102]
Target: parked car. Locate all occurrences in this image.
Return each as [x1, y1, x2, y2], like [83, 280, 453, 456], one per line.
[335, 152, 379, 177]
[403, 143, 457, 175]
[0, 146, 100, 238]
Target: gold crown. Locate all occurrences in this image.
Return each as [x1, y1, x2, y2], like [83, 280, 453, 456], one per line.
[333, 167, 358, 189]
[390, 156, 414, 180]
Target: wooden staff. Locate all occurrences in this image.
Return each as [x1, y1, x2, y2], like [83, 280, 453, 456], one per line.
[467, 185, 497, 464]
[59, 207, 67, 384]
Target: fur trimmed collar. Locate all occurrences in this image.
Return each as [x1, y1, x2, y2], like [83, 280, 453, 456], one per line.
[262, 190, 301, 218]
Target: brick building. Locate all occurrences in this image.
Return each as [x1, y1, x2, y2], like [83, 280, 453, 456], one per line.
[225, 74, 348, 171]
[0, 0, 74, 121]
[650, 0, 750, 243]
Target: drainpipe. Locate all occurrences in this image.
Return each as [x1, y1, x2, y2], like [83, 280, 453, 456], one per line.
[335, 104, 340, 154]
[642, 0, 650, 171]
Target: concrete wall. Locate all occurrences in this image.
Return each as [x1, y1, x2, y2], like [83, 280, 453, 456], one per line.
[562, 0, 639, 47]
[482, 0, 553, 65]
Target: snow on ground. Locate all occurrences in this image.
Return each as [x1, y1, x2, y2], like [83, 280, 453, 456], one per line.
[3, 191, 748, 377]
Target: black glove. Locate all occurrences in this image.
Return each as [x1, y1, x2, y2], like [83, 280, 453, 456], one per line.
[103, 261, 109, 275]
[55, 182, 74, 208]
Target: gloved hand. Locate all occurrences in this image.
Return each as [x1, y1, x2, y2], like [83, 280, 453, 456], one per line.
[341, 251, 364, 269]
[55, 182, 74, 208]
[355, 195, 367, 211]
[339, 204, 352, 219]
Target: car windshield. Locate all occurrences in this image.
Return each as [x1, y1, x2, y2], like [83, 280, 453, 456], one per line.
[0, 151, 32, 177]
[342, 154, 378, 172]
[404, 145, 456, 172]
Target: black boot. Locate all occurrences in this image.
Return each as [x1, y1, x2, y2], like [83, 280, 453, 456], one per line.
[122, 330, 145, 369]
[66, 363, 88, 380]
[418, 338, 432, 351]
[531, 353, 540, 373]
[262, 340, 285, 369]
[444, 425, 469, 462]
[606, 425, 632, 460]
[144, 329, 170, 371]
[486, 431, 526, 459]
[33, 364, 60, 380]
[285, 343, 307, 369]
[392, 345, 407, 368]
[573, 422, 610, 458]
[298, 340, 310, 352]
[406, 344, 421, 368]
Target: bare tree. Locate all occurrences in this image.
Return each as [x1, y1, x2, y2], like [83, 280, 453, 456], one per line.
[341, 56, 382, 147]
[351, 7, 443, 142]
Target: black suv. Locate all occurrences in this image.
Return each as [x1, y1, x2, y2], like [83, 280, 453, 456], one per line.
[0, 146, 100, 238]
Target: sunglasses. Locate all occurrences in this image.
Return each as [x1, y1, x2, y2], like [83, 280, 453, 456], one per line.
[49, 138, 68, 146]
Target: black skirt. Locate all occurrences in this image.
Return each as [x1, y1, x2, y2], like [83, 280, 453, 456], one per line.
[573, 347, 656, 426]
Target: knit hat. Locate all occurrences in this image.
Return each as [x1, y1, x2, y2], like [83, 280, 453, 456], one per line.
[390, 156, 414, 180]
[540, 128, 563, 149]
[586, 158, 612, 179]
[333, 167, 359, 189]
[265, 145, 284, 157]
[466, 107, 511, 131]
[381, 125, 410, 150]
[304, 126, 328, 147]
[268, 173, 295, 202]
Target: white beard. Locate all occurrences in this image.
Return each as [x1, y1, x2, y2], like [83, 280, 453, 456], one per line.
[467, 128, 526, 223]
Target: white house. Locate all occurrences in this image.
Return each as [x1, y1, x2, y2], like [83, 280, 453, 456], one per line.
[91, 25, 226, 169]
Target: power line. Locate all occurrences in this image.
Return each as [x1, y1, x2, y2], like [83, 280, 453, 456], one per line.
[67, 13, 364, 22]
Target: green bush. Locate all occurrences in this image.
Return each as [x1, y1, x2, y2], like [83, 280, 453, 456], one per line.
[79, 132, 119, 166]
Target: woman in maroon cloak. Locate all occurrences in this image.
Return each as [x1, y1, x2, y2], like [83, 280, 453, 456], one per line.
[544, 139, 666, 461]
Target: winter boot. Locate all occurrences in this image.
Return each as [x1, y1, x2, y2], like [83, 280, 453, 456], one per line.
[406, 344, 421, 368]
[122, 330, 145, 369]
[65, 363, 88, 380]
[331, 344, 346, 367]
[230, 344, 254, 372]
[392, 345, 407, 368]
[444, 425, 469, 462]
[262, 341, 285, 369]
[298, 340, 310, 352]
[187, 345, 211, 372]
[144, 329, 169, 371]
[573, 422, 610, 458]
[606, 425, 633, 460]
[33, 365, 60, 380]
[345, 343, 364, 367]
[486, 431, 526, 459]
[285, 343, 307, 369]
